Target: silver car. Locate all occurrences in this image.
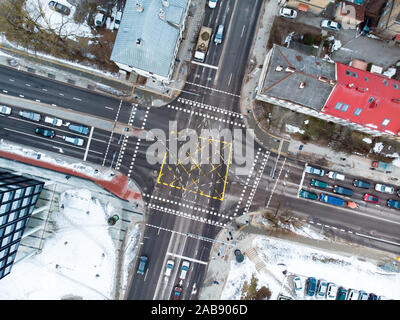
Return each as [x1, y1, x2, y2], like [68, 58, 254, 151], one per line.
[375, 183, 394, 194]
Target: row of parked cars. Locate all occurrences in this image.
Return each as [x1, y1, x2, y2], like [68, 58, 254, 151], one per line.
[294, 276, 386, 300]
[305, 165, 400, 209]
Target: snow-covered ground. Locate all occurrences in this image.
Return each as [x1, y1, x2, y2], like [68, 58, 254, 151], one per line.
[0, 189, 141, 299]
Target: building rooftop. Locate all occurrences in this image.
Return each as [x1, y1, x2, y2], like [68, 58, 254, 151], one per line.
[338, 1, 365, 22]
[110, 0, 188, 78]
[259, 45, 336, 111]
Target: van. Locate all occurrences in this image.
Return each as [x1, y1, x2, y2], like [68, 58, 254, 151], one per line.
[179, 260, 190, 280]
[64, 136, 84, 146]
[333, 185, 353, 196]
[305, 165, 324, 176]
[328, 171, 345, 181]
[44, 116, 63, 126]
[214, 25, 224, 44]
[68, 124, 89, 135]
[19, 110, 41, 122]
[114, 11, 122, 29]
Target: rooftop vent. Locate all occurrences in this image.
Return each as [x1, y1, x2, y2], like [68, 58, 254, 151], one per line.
[159, 8, 166, 20]
[356, 87, 368, 92]
[285, 66, 296, 73]
[136, 38, 142, 46]
[299, 81, 306, 89]
[136, 2, 144, 12]
[318, 76, 328, 83]
[392, 98, 400, 104]
[162, 0, 169, 7]
[329, 79, 337, 86]
[346, 83, 354, 88]
[275, 65, 284, 72]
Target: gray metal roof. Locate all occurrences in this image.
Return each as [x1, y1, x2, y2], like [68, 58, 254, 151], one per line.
[260, 45, 336, 111]
[111, 0, 188, 78]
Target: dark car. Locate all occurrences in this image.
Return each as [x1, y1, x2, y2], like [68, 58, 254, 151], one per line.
[306, 277, 317, 296]
[137, 255, 148, 275]
[336, 287, 347, 300]
[388, 199, 400, 209]
[35, 127, 55, 138]
[333, 185, 353, 197]
[353, 179, 370, 189]
[396, 189, 400, 197]
[172, 286, 183, 300]
[368, 293, 378, 300]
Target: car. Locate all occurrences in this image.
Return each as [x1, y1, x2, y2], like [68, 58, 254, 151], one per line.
[64, 136, 84, 146]
[306, 277, 317, 296]
[358, 290, 368, 300]
[95, 12, 106, 27]
[305, 165, 324, 176]
[397, 189, 400, 197]
[136, 255, 148, 275]
[320, 19, 341, 31]
[19, 110, 41, 122]
[316, 279, 327, 298]
[333, 185, 353, 197]
[208, 0, 217, 8]
[375, 183, 394, 194]
[164, 259, 175, 277]
[353, 179, 370, 189]
[172, 286, 183, 300]
[363, 194, 380, 204]
[368, 293, 378, 300]
[179, 260, 190, 280]
[48, 1, 71, 15]
[299, 189, 318, 200]
[7, 58, 19, 67]
[326, 282, 338, 300]
[114, 11, 122, 30]
[310, 179, 328, 189]
[68, 124, 89, 135]
[293, 276, 302, 293]
[0, 105, 12, 115]
[279, 7, 297, 19]
[346, 289, 359, 300]
[44, 116, 63, 127]
[336, 287, 347, 300]
[387, 199, 400, 209]
[35, 127, 55, 138]
[328, 171, 345, 181]
[214, 25, 224, 44]
[378, 295, 387, 300]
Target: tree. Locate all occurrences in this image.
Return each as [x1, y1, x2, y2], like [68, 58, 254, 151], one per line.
[255, 286, 272, 300]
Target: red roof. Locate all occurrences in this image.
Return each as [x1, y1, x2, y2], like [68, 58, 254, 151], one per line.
[321, 63, 400, 135]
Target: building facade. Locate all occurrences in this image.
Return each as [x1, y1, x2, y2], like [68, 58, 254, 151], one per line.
[376, 0, 400, 40]
[284, 0, 334, 15]
[0, 171, 44, 280]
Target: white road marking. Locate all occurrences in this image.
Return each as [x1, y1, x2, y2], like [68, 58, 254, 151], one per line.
[191, 60, 219, 70]
[72, 97, 82, 101]
[228, 73, 233, 87]
[166, 252, 208, 265]
[241, 25, 246, 38]
[105, 106, 114, 110]
[83, 126, 94, 161]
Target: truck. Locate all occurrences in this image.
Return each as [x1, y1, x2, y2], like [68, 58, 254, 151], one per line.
[371, 161, 394, 173]
[194, 26, 212, 63]
[320, 193, 357, 208]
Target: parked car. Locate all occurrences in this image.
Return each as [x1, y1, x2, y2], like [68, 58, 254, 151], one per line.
[293, 276, 302, 293]
[48, 1, 71, 15]
[328, 171, 345, 181]
[316, 279, 327, 298]
[397, 189, 400, 197]
[336, 287, 347, 300]
[44, 116, 63, 126]
[214, 24, 224, 44]
[19, 110, 41, 122]
[375, 183, 394, 194]
[346, 289, 359, 300]
[35, 127, 55, 138]
[387, 199, 400, 209]
[7, 58, 19, 67]
[0, 105, 11, 115]
[305, 165, 324, 176]
[208, 0, 217, 8]
[326, 282, 338, 300]
[333, 185, 353, 197]
[358, 290, 368, 300]
[378, 295, 387, 300]
[306, 277, 317, 296]
[136, 255, 148, 275]
[363, 194, 380, 204]
[64, 136, 84, 146]
[310, 179, 328, 189]
[353, 179, 370, 189]
[95, 12, 106, 27]
[114, 11, 122, 29]
[368, 293, 378, 300]
[299, 189, 318, 200]
[172, 286, 183, 300]
[164, 259, 175, 277]
[68, 124, 89, 135]
[279, 7, 297, 18]
[179, 260, 190, 280]
[320, 19, 341, 31]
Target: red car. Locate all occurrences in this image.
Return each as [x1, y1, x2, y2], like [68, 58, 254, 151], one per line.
[363, 194, 380, 204]
[172, 286, 183, 300]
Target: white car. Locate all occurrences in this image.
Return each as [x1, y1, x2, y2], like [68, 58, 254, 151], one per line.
[293, 276, 302, 293]
[320, 19, 341, 31]
[114, 11, 122, 30]
[95, 12, 106, 27]
[328, 171, 345, 181]
[279, 7, 297, 19]
[305, 165, 325, 176]
[179, 260, 190, 280]
[326, 282, 337, 300]
[208, 0, 217, 8]
[375, 183, 394, 194]
[346, 289, 359, 300]
[44, 116, 63, 127]
[0, 105, 12, 115]
[64, 136, 84, 146]
[164, 259, 174, 277]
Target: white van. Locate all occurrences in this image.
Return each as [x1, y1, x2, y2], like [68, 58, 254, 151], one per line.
[328, 171, 345, 181]
[114, 11, 122, 29]
[44, 116, 63, 126]
[179, 260, 190, 280]
[64, 136, 84, 146]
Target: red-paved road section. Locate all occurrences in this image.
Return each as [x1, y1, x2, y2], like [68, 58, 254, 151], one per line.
[0, 150, 142, 203]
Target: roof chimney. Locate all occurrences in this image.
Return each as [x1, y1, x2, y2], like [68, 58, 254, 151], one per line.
[299, 81, 306, 89]
[136, 1, 144, 12]
[159, 8, 166, 20]
[285, 66, 296, 73]
[162, 0, 169, 7]
[136, 38, 143, 46]
[275, 65, 283, 72]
